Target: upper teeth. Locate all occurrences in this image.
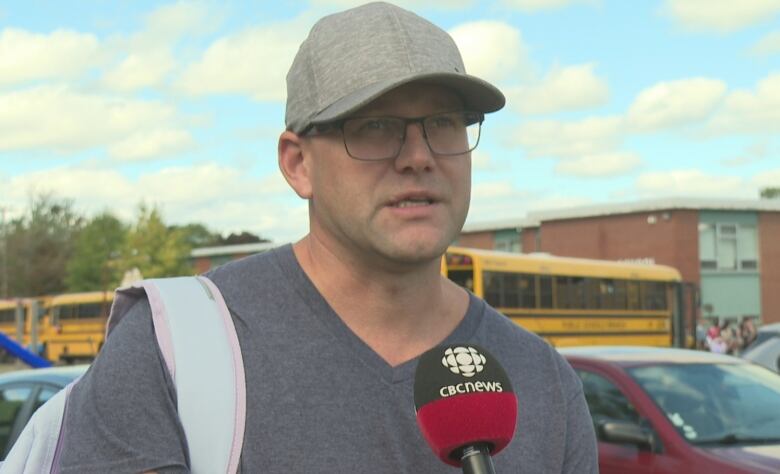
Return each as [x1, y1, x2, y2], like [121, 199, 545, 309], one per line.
[396, 199, 430, 208]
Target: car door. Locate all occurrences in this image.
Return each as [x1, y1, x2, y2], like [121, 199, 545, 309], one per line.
[576, 368, 658, 474]
[0, 383, 36, 459]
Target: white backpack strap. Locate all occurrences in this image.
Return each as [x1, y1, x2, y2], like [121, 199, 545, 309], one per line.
[142, 276, 246, 474]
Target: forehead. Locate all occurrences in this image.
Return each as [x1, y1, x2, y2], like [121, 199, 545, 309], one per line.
[354, 82, 464, 116]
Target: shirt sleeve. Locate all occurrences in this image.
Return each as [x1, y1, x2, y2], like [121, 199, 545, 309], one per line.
[558, 355, 599, 474]
[57, 298, 190, 474]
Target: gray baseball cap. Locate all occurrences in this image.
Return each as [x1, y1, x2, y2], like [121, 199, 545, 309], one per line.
[285, 1, 505, 134]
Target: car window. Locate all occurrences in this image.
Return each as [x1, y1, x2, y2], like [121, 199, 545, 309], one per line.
[0, 386, 34, 455]
[33, 386, 59, 413]
[629, 363, 780, 445]
[576, 369, 641, 440]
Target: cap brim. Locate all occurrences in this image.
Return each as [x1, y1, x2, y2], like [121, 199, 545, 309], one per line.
[306, 72, 505, 130]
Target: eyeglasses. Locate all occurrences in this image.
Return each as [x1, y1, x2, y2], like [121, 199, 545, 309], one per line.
[304, 110, 484, 161]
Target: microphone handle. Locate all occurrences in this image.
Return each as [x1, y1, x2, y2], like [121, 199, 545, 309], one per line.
[460, 443, 496, 474]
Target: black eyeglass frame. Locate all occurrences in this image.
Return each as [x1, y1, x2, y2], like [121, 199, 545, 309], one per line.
[302, 110, 485, 161]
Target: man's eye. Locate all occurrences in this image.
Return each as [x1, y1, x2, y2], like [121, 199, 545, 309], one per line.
[363, 120, 387, 130]
[429, 115, 457, 128]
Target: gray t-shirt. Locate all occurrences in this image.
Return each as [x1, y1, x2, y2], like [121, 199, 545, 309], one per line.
[58, 245, 597, 473]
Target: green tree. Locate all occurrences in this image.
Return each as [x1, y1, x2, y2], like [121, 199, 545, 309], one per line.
[219, 231, 269, 245]
[760, 187, 780, 199]
[5, 194, 84, 296]
[172, 223, 221, 248]
[65, 212, 128, 292]
[118, 204, 194, 278]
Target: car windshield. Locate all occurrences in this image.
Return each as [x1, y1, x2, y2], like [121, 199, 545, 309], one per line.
[628, 363, 780, 446]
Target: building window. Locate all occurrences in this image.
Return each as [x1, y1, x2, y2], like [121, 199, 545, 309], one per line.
[494, 230, 521, 253]
[699, 223, 758, 271]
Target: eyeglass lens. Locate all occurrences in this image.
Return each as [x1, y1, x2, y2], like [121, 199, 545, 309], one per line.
[341, 111, 482, 161]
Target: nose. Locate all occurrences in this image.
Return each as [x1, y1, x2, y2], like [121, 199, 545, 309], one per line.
[393, 121, 435, 172]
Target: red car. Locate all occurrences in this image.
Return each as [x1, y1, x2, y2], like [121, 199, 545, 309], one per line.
[560, 346, 780, 473]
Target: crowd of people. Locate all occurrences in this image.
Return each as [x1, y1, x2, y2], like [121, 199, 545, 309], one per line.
[696, 317, 757, 355]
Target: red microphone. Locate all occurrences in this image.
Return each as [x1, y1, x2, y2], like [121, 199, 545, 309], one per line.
[414, 344, 517, 474]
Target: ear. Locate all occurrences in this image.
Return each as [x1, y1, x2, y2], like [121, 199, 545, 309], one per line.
[278, 130, 313, 199]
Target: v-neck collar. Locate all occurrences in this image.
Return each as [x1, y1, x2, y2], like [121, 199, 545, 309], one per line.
[273, 244, 485, 384]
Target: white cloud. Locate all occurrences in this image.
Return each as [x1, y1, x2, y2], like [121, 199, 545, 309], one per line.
[310, 0, 474, 7]
[721, 141, 771, 166]
[662, 0, 780, 33]
[754, 168, 780, 188]
[555, 152, 641, 177]
[143, 1, 213, 42]
[5, 163, 308, 242]
[508, 63, 609, 115]
[706, 72, 780, 134]
[101, 2, 216, 92]
[627, 78, 726, 131]
[751, 30, 780, 56]
[510, 116, 624, 158]
[102, 50, 176, 91]
[472, 181, 519, 199]
[467, 181, 533, 223]
[501, 0, 600, 12]
[175, 19, 306, 101]
[449, 21, 532, 84]
[471, 150, 495, 170]
[108, 129, 194, 161]
[0, 86, 179, 153]
[635, 169, 748, 197]
[7, 167, 138, 209]
[0, 28, 101, 87]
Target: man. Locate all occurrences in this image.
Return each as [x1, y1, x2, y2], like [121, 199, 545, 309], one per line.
[57, 2, 597, 472]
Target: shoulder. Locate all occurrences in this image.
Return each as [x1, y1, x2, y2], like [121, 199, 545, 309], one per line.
[205, 244, 292, 285]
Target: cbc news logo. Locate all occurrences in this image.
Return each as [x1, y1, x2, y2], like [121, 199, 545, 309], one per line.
[442, 346, 486, 378]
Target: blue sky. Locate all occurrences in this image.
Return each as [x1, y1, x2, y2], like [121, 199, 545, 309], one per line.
[1, 0, 778, 242]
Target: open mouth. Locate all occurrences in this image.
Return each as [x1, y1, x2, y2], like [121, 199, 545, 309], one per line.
[391, 198, 434, 208]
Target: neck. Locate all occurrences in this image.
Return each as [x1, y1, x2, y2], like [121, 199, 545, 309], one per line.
[293, 235, 468, 366]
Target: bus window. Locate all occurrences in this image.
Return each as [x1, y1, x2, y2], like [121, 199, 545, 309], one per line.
[641, 282, 668, 310]
[585, 278, 600, 309]
[483, 272, 500, 307]
[613, 280, 627, 309]
[571, 277, 587, 309]
[483, 272, 537, 309]
[58, 305, 76, 320]
[519, 275, 536, 308]
[627, 281, 640, 310]
[539, 276, 553, 309]
[77, 303, 104, 319]
[447, 270, 474, 292]
[555, 276, 570, 309]
[598, 279, 627, 310]
[0, 308, 15, 324]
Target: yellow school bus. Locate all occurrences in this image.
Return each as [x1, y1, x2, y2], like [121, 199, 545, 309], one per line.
[443, 247, 691, 347]
[40, 291, 113, 363]
[0, 298, 36, 349]
[0, 299, 25, 349]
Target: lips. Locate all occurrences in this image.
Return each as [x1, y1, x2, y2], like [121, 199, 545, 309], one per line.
[387, 192, 439, 208]
[392, 198, 434, 208]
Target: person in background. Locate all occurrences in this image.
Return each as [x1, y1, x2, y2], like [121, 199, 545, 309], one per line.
[740, 317, 757, 351]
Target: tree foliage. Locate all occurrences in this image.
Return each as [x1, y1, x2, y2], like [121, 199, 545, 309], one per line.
[760, 187, 780, 199]
[65, 212, 127, 292]
[172, 223, 222, 248]
[4, 195, 83, 297]
[1, 194, 265, 297]
[219, 231, 269, 245]
[118, 204, 194, 279]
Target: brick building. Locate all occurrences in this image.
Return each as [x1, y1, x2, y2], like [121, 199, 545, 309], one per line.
[458, 198, 780, 325]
